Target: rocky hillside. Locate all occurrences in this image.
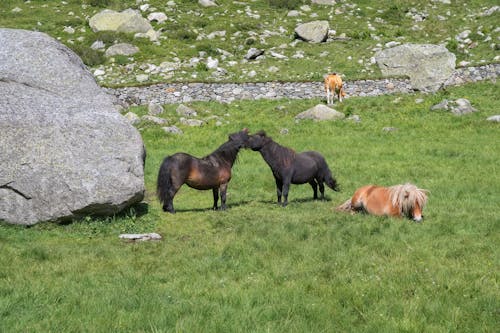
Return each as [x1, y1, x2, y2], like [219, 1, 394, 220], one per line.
[1, 0, 498, 86]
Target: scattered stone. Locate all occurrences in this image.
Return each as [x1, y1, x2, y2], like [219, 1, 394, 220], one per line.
[141, 115, 168, 124]
[431, 98, 477, 115]
[486, 115, 500, 122]
[91, 40, 105, 50]
[199, 0, 217, 7]
[176, 104, 197, 117]
[245, 48, 264, 60]
[105, 43, 139, 57]
[119, 233, 162, 241]
[450, 98, 477, 115]
[148, 102, 164, 115]
[295, 104, 345, 121]
[180, 118, 205, 126]
[206, 57, 219, 69]
[430, 99, 449, 111]
[294, 21, 329, 43]
[162, 126, 183, 134]
[124, 111, 141, 125]
[136, 74, 149, 83]
[311, 0, 337, 5]
[347, 115, 361, 122]
[147, 12, 168, 23]
[63, 26, 75, 34]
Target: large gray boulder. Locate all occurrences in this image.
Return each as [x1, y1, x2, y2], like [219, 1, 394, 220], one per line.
[375, 43, 456, 92]
[295, 21, 329, 43]
[89, 9, 153, 34]
[0, 28, 145, 225]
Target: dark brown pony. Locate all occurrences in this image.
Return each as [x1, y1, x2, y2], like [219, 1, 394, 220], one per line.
[157, 129, 249, 213]
[248, 130, 339, 206]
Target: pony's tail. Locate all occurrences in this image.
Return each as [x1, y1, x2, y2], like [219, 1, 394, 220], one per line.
[325, 170, 340, 192]
[156, 156, 172, 205]
[336, 199, 352, 212]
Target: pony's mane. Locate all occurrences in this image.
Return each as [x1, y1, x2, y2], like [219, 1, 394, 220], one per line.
[204, 139, 242, 162]
[258, 131, 296, 163]
[389, 183, 428, 217]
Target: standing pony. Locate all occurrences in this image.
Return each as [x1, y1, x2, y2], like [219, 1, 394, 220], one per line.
[324, 73, 346, 104]
[248, 130, 339, 206]
[157, 129, 249, 213]
[336, 183, 429, 222]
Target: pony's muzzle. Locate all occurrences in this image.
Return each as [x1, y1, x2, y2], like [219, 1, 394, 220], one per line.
[413, 215, 423, 223]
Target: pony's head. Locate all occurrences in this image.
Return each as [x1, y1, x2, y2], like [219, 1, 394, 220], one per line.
[389, 183, 429, 222]
[248, 130, 270, 151]
[228, 128, 250, 148]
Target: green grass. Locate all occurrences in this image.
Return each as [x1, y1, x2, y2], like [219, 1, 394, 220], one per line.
[0, 0, 498, 86]
[1, 82, 499, 332]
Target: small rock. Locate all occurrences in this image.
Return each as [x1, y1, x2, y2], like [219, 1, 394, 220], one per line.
[347, 115, 361, 123]
[148, 102, 164, 115]
[245, 48, 264, 60]
[199, 0, 217, 7]
[105, 43, 139, 57]
[162, 126, 183, 135]
[91, 40, 105, 50]
[486, 115, 500, 122]
[136, 74, 149, 83]
[141, 115, 168, 125]
[180, 118, 205, 127]
[430, 99, 449, 111]
[176, 104, 197, 117]
[382, 127, 398, 132]
[147, 12, 168, 23]
[124, 112, 140, 125]
[119, 233, 162, 241]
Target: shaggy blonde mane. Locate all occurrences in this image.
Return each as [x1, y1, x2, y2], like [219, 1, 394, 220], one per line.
[389, 183, 428, 217]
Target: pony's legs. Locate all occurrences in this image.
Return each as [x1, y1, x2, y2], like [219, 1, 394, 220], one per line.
[163, 184, 180, 214]
[275, 178, 283, 204]
[318, 180, 325, 199]
[212, 188, 219, 210]
[219, 183, 228, 210]
[309, 180, 318, 199]
[281, 177, 292, 207]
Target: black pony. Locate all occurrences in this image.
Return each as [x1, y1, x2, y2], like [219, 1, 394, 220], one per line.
[157, 129, 249, 213]
[248, 130, 339, 206]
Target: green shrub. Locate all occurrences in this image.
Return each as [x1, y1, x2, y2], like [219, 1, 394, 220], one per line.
[70, 44, 106, 66]
[87, 0, 115, 7]
[267, 0, 303, 10]
[94, 31, 134, 44]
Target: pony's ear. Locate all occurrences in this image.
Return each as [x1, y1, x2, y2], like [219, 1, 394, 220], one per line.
[256, 130, 266, 137]
[242, 128, 249, 133]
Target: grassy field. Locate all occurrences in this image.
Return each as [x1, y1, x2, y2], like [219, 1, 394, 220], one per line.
[1, 82, 499, 332]
[1, 0, 499, 85]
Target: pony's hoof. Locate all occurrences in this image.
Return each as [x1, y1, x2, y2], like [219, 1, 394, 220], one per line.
[163, 206, 175, 214]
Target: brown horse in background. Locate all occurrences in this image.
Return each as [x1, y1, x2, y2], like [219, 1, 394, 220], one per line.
[336, 183, 429, 222]
[157, 129, 249, 213]
[248, 130, 339, 206]
[324, 73, 346, 104]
